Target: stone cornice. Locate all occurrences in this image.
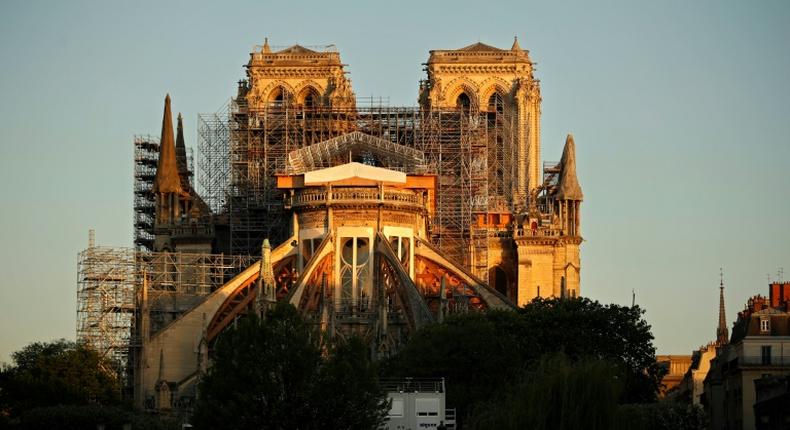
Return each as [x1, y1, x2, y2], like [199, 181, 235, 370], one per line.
[250, 52, 341, 64]
[430, 65, 531, 75]
[428, 51, 531, 63]
[514, 235, 582, 247]
[249, 67, 343, 78]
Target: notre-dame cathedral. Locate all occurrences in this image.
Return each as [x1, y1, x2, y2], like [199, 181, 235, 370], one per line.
[78, 38, 583, 412]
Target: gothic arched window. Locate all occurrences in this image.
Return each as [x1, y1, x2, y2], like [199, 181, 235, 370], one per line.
[339, 237, 370, 308]
[268, 86, 287, 108]
[300, 88, 320, 110]
[456, 92, 472, 111]
[488, 92, 505, 114]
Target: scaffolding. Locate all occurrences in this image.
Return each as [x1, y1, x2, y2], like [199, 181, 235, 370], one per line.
[196, 95, 519, 275]
[537, 160, 561, 224]
[198, 103, 232, 214]
[136, 251, 255, 335]
[77, 233, 255, 387]
[133, 135, 159, 252]
[134, 135, 195, 252]
[77, 234, 137, 379]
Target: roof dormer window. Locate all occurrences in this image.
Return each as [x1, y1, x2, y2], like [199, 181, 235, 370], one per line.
[760, 317, 770, 334]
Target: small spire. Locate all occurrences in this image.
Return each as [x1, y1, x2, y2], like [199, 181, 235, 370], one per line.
[175, 113, 189, 178]
[717, 268, 729, 345]
[511, 35, 522, 51]
[262, 37, 271, 53]
[259, 239, 276, 304]
[152, 94, 185, 195]
[555, 134, 583, 200]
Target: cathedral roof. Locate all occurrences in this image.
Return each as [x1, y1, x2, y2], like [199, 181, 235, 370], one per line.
[426, 41, 532, 65]
[458, 42, 503, 52]
[276, 44, 318, 55]
[555, 134, 583, 200]
[152, 95, 186, 195]
[249, 42, 343, 68]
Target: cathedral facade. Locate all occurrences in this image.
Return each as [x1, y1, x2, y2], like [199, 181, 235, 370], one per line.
[127, 39, 583, 411]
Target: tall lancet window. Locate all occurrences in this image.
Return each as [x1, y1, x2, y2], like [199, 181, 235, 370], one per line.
[339, 237, 370, 308]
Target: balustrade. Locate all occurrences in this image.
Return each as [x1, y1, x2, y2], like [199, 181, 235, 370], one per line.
[291, 187, 424, 208]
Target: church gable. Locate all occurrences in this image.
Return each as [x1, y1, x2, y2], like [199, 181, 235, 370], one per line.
[458, 42, 503, 52]
[276, 44, 318, 55]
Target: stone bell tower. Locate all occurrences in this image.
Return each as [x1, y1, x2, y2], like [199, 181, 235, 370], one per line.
[420, 37, 542, 200]
[242, 38, 356, 111]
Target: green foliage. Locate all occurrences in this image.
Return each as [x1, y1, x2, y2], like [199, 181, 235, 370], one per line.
[519, 297, 664, 403]
[0, 339, 175, 430]
[0, 339, 120, 415]
[192, 303, 387, 430]
[467, 354, 623, 430]
[385, 297, 662, 424]
[615, 402, 707, 430]
[14, 405, 179, 430]
[314, 337, 389, 428]
[382, 310, 525, 420]
[465, 356, 704, 430]
[193, 304, 320, 429]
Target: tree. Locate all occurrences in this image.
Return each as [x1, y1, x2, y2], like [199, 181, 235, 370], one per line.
[0, 339, 170, 429]
[518, 297, 663, 402]
[382, 310, 526, 421]
[192, 303, 387, 430]
[467, 354, 623, 430]
[0, 339, 119, 416]
[384, 297, 663, 424]
[314, 337, 389, 429]
[466, 354, 703, 430]
[615, 402, 707, 430]
[13, 404, 178, 430]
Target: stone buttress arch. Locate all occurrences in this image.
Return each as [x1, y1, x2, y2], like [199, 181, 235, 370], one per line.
[205, 237, 297, 342]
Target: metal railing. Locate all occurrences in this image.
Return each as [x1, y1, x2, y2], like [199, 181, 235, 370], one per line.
[290, 187, 425, 208]
[380, 378, 445, 393]
[445, 408, 457, 429]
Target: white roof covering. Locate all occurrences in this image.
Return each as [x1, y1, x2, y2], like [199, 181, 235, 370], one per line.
[303, 162, 407, 185]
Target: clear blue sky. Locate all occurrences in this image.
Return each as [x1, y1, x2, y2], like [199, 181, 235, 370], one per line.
[1, 0, 788, 362]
